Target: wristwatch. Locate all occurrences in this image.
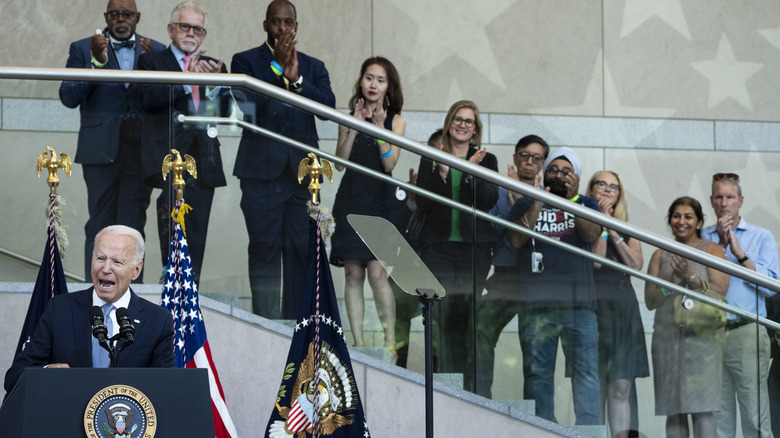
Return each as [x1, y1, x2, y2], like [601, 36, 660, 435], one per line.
[738, 253, 749, 264]
[291, 75, 303, 90]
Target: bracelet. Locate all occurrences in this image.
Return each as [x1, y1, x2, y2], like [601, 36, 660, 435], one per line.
[600, 231, 608, 240]
[661, 287, 672, 296]
[380, 149, 393, 159]
[91, 56, 105, 68]
[614, 237, 625, 245]
[270, 61, 283, 76]
[377, 140, 387, 145]
[569, 194, 580, 203]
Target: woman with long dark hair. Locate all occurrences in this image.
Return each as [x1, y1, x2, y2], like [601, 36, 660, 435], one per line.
[330, 57, 406, 361]
[645, 196, 729, 437]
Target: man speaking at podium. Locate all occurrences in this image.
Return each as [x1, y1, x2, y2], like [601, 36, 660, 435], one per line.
[3, 225, 174, 396]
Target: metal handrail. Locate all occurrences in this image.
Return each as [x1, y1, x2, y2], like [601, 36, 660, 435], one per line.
[2, 66, 779, 329]
[181, 115, 780, 332]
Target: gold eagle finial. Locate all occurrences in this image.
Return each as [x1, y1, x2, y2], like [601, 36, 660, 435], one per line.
[36, 146, 71, 195]
[297, 152, 333, 204]
[162, 149, 197, 201]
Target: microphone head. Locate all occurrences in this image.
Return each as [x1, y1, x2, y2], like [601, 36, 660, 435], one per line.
[90, 306, 104, 324]
[116, 307, 131, 322]
[116, 307, 135, 343]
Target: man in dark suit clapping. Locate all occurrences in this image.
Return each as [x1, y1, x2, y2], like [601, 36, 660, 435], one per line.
[59, 0, 165, 281]
[138, 1, 231, 281]
[231, 0, 336, 319]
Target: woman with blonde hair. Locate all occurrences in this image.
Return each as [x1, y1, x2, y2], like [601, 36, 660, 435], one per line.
[587, 170, 649, 438]
[414, 100, 498, 391]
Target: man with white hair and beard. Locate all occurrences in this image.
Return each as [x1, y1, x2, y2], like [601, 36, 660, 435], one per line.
[138, 1, 232, 281]
[507, 146, 602, 425]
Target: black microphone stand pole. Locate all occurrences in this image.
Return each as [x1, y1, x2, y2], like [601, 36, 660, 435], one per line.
[417, 288, 440, 438]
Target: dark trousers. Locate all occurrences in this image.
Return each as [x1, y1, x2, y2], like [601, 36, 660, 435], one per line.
[419, 242, 492, 392]
[156, 174, 214, 282]
[240, 174, 309, 320]
[770, 354, 780, 438]
[475, 268, 525, 398]
[82, 119, 151, 281]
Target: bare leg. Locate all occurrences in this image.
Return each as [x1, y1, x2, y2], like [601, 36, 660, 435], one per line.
[691, 412, 716, 438]
[366, 260, 396, 362]
[607, 379, 632, 438]
[666, 414, 689, 438]
[343, 261, 367, 346]
[600, 376, 608, 426]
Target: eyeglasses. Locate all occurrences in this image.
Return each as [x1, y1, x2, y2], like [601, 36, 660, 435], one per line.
[515, 151, 544, 164]
[105, 10, 137, 20]
[591, 180, 620, 192]
[545, 167, 571, 177]
[452, 116, 476, 128]
[172, 22, 207, 36]
[713, 172, 740, 182]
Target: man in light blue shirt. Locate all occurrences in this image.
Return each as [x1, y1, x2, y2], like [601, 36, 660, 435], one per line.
[702, 172, 778, 438]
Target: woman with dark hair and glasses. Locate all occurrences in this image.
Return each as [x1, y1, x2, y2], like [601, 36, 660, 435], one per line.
[645, 196, 729, 438]
[415, 100, 498, 391]
[586, 170, 649, 438]
[330, 56, 406, 361]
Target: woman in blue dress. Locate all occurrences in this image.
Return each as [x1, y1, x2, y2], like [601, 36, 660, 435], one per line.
[330, 57, 406, 360]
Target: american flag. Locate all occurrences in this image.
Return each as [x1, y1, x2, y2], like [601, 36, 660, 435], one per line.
[161, 210, 238, 438]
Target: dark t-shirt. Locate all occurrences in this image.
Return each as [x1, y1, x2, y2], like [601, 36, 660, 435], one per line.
[508, 194, 600, 310]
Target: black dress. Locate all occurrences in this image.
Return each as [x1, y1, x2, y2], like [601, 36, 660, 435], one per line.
[594, 234, 651, 382]
[329, 112, 396, 266]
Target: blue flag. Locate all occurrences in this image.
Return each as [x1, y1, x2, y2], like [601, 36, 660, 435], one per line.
[15, 229, 68, 354]
[266, 217, 371, 438]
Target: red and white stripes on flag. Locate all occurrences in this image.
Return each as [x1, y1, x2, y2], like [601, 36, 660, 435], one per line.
[162, 200, 238, 438]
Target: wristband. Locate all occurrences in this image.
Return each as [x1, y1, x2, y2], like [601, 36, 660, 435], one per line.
[380, 149, 393, 159]
[661, 287, 672, 296]
[377, 140, 387, 145]
[569, 194, 580, 203]
[270, 61, 283, 76]
[600, 231, 608, 240]
[91, 56, 106, 68]
[614, 237, 624, 245]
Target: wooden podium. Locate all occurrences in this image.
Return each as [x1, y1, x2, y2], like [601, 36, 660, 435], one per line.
[0, 368, 215, 437]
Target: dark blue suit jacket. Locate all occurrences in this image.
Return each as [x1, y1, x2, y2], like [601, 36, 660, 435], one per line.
[230, 43, 335, 180]
[3, 288, 175, 395]
[58, 31, 165, 165]
[138, 46, 230, 188]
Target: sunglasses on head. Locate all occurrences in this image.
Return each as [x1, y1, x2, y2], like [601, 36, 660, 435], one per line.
[713, 173, 740, 182]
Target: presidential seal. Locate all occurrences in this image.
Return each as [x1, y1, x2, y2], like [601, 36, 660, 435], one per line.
[83, 384, 157, 438]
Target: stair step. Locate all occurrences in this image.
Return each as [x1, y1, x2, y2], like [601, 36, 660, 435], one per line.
[570, 425, 608, 438]
[502, 399, 535, 416]
[433, 373, 463, 390]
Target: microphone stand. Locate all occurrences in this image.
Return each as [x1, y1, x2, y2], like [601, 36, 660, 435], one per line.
[417, 288, 440, 438]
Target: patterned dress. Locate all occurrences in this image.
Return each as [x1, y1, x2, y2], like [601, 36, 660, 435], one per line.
[651, 239, 725, 415]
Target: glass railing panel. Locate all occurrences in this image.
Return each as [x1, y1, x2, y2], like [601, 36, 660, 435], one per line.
[4, 72, 780, 438]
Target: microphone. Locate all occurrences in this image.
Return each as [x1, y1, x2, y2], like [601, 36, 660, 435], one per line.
[90, 306, 108, 347]
[116, 307, 135, 345]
